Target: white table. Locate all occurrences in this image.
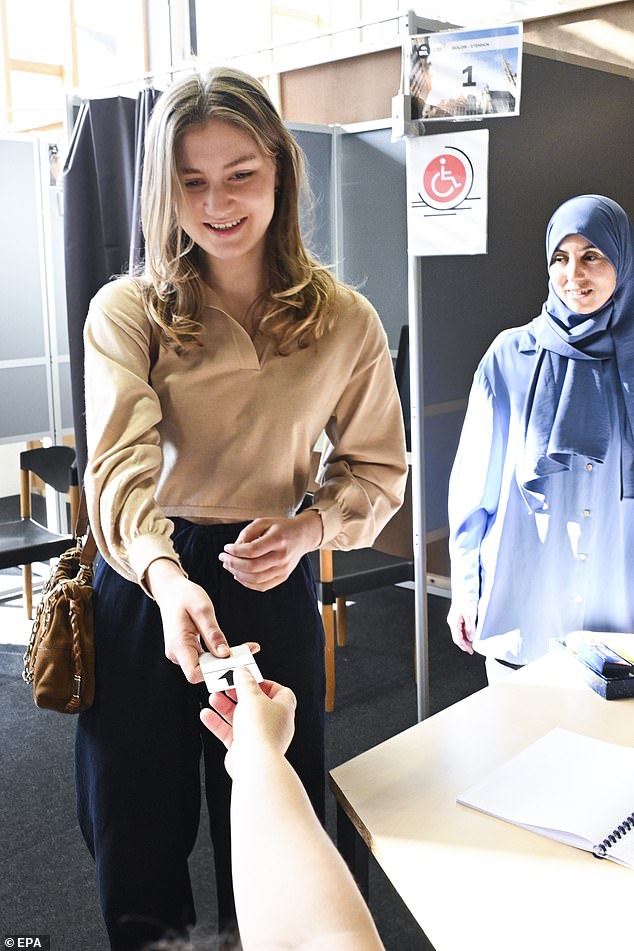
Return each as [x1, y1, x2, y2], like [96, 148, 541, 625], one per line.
[330, 651, 634, 951]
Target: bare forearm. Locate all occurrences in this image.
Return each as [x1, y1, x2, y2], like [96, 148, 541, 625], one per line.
[230, 753, 384, 951]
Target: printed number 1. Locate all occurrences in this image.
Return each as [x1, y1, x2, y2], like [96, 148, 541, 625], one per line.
[462, 65, 476, 87]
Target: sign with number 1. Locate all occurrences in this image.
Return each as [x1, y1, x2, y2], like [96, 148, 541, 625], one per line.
[409, 24, 522, 121]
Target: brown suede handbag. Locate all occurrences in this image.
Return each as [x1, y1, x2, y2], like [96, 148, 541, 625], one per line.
[22, 495, 98, 714]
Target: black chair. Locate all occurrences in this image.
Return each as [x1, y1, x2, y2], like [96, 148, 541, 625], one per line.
[0, 446, 79, 618]
[313, 473, 414, 712]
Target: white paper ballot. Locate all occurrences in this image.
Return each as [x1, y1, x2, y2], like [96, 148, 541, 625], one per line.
[199, 644, 263, 693]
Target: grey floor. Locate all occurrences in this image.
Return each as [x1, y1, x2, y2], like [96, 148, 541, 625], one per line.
[0, 568, 486, 951]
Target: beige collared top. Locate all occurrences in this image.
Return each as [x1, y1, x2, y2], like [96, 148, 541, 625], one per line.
[84, 276, 408, 588]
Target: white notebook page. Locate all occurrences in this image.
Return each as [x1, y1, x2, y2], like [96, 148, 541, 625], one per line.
[457, 728, 634, 855]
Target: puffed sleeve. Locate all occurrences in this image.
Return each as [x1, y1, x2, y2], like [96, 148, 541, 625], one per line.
[309, 299, 408, 549]
[83, 278, 183, 590]
[448, 364, 506, 603]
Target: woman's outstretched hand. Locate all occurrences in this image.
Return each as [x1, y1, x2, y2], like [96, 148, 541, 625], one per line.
[146, 557, 258, 682]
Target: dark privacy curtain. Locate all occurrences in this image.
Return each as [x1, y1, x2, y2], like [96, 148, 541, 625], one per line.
[63, 88, 160, 478]
[130, 89, 161, 270]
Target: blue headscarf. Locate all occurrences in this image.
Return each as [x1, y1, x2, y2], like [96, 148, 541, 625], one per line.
[517, 194, 634, 512]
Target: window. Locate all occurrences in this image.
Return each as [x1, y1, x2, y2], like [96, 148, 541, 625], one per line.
[0, 0, 146, 134]
[0, 0, 67, 131]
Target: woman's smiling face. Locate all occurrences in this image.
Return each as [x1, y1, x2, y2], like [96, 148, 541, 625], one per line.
[175, 118, 277, 280]
[549, 233, 617, 315]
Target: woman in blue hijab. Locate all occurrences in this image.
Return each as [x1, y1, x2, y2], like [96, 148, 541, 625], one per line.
[447, 195, 634, 681]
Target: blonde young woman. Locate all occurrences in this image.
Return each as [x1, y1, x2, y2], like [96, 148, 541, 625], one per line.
[76, 67, 407, 951]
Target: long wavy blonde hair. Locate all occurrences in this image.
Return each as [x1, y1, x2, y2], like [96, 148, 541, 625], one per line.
[140, 66, 343, 353]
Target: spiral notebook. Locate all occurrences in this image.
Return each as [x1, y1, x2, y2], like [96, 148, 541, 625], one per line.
[457, 728, 634, 869]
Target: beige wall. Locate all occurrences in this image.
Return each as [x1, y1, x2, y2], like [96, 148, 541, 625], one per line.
[524, 1, 634, 75]
[280, 47, 400, 124]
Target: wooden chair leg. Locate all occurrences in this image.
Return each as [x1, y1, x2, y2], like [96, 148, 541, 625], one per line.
[20, 468, 31, 518]
[23, 563, 33, 620]
[319, 548, 337, 712]
[69, 482, 80, 533]
[336, 597, 347, 647]
[323, 601, 336, 713]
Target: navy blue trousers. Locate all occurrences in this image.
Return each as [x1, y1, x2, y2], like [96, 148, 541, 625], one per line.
[75, 519, 326, 951]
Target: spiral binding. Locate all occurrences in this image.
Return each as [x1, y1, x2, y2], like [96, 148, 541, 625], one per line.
[593, 812, 634, 858]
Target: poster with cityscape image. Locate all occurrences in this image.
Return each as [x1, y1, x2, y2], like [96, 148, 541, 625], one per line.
[409, 24, 522, 121]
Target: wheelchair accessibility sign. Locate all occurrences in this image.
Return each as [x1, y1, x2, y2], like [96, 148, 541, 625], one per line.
[406, 129, 489, 255]
[421, 149, 473, 210]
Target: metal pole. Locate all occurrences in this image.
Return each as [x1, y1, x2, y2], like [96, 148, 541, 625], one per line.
[408, 253, 430, 720]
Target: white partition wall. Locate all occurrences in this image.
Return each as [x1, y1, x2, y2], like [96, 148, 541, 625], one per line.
[290, 125, 333, 267]
[0, 136, 72, 467]
[337, 123, 408, 350]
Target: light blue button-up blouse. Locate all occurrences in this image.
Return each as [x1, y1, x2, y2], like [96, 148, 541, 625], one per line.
[448, 321, 634, 664]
